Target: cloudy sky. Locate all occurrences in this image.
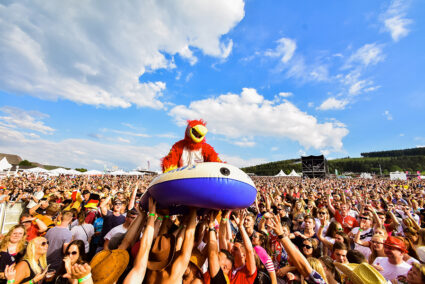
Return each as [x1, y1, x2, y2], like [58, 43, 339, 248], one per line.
[1, 0, 424, 171]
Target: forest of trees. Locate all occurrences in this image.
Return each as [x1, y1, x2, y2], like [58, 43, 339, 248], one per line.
[242, 147, 425, 176]
[361, 147, 425, 158]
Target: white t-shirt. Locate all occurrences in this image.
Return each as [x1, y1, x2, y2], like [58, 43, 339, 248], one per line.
[71, 224, 95, 253]
[27, 191, 44, 208]
[373, 257, 411, 281]
[351, 227, 373, 260]
[104, 224, 127, 241]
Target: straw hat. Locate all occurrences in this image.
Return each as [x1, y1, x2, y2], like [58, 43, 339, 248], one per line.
[335, 262, 386, 284]
[90, 249, 129, 284]
[190, 248, 206, 273]
[147, 234, 176, 271]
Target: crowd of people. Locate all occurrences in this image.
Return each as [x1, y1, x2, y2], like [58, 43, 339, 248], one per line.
[0, 173, 424, 284]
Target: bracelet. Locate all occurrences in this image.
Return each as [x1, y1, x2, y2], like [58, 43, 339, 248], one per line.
[222, 218, 228, 222]
[29, 280, 33, 284]
[148, 213, 155, 217]
[7, 280, 15, 284]
[78, 273, 92, 283]
[164, 215, 169, 218]
[359, 228, 363, 232]
[157, 216, 163, 221]
[265, 232, 269, 236]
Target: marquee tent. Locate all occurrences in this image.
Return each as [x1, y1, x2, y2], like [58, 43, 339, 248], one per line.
[390, 171, 407, 181]
[25, 167, 49, 173]
[275, 170, 287, 177]
[83, 170, 104, 175]
[0, 158, 12, 171]
[288, 169, 301, 177]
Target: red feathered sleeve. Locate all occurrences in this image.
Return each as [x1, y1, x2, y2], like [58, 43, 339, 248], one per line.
[201, 143, 222, 163]
[161, 140, 186, 172]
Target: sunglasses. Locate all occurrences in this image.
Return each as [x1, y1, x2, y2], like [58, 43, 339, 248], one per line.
[303, 244, 313, 249]
[318, 212, 326, 215]
[360, 216, 370, 221]
[337, 228, 343, 232]
[371, 241, 384, 245]
[41, 241, 49, 247]
[114, 203, 123, 206]
[66, 251, 78, 256]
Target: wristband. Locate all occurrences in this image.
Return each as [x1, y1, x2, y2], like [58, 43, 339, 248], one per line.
[265, 232, 269, 236]
[278, 234, 284, 240]
[164, 215, 169, 218]
[209, 227, 216, 232]
[222, 218, 228, 222]
[359, 228, 363, 232]
[7, 280, 15, 284]
[78, 273, 92, 283]
[157, 216, 163, 221]
[29, 280, 33, 284]
[148, 213, 155, 217]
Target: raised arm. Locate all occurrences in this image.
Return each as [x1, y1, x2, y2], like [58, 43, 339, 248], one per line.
[99, 196, 110, 216]
[119, 204, 147, 250]
[207, 211, 221, 278]
[326, 189, 336, 215]
[123, 198, 156, 284]
[127, 182, 137, 211]
[169, 208, 197, 281]
[233, 211, 256, 276]
[270, 216, 312, 278]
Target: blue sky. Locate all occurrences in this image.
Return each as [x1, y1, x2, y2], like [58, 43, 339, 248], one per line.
[1, 0, 424, 171]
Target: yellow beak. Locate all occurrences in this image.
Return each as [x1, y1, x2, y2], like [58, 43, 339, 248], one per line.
[190, 124, 208, 143]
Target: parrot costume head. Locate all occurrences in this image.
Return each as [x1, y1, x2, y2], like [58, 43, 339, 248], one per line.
[185, 119, 208, 146]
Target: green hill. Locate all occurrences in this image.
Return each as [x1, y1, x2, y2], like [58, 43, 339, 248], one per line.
[242, 147, 425, 176]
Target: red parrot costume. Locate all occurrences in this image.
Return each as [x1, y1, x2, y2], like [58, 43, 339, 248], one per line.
[161, 119, 222, 173]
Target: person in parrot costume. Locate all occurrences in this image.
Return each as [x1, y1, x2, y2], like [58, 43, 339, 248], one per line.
[161, 119, 222, 173]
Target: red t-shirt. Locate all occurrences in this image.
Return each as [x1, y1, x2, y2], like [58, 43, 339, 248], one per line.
[26, 224, 40, 241]
[334, 211, 358, 234]
[230, 266, 257, 284]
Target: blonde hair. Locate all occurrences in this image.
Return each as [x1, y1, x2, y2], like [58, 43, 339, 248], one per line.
[306, 257, 328, 283]
[417, 229, 425, 247]
[369, 234, 386, 264]
[0, 225, 27, 253]
[22, 237, 48, 274]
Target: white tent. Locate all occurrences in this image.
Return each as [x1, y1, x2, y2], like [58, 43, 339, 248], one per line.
[127, 171, 145, 176]
[288, 169, 301, 177]
[83, 170, 104, 175]
[275, 170, 287, 177]
[49, 168, 69, 176]
[25, 167, 49, 173]
[66, 169, 82, 175]
[0, 157, 12, 171]
[109, 170, 127, 176]
[390, 171, 407, 180]
[360, 173, 372, 179]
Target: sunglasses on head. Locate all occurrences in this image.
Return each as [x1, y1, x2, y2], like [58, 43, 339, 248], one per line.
[66, 251, 78, 256]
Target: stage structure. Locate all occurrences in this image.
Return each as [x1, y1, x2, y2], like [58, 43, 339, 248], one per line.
[301, 155, 328, 178]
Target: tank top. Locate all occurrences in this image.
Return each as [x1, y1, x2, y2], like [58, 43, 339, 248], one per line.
[21, 260, 38, 284]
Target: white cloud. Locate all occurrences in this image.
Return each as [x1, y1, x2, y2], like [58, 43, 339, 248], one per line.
[265, 37, 296, 63]
[169, 88, 348, 152]
[341, 71, 378, 96]
[271, 147, 279, 152]
[278, 92, 293, 98]
[117, 137, 131, 143]
[383, 110, 393, 120]
[346, 43, 385, 68]
[381, 0, 412, 42]
[0, 106, 54, 134]
[0, 125, 169, 171]
[317, 98, 349, 111]
[220, 154, 267, 168]
[101, 128, 150, 138]
[400, 133, 405, 137]
[0, 0, 245, 108]
[233, 137, 256, 147]
[308, 102, 314, 108]
[286, 57, 329, 82]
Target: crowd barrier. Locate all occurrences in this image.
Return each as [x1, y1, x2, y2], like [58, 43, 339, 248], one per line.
[0, 202, 25, 234]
